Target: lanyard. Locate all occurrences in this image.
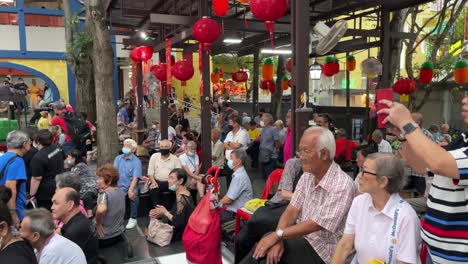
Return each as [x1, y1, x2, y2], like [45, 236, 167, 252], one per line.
[387, 199, 404, 264]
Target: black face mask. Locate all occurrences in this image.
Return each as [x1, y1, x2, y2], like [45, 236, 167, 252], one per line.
[160, 149, 170, 156]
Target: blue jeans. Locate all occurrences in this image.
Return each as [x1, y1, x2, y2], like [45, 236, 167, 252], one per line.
[126, 189, 139, 219]
[261, 159, 277, 179]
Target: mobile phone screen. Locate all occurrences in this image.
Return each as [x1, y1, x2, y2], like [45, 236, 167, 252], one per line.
[376, 88, 393, 128]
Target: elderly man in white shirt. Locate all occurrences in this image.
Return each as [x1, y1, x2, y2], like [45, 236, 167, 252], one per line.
[224, 113, 250, 188]
[372, 129, 393, 153]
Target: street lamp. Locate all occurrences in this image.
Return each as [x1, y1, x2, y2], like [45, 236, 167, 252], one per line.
[309, 60, 322, 80]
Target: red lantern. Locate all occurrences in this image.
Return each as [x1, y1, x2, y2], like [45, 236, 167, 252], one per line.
[193, 17, 221, 50]
[232, 70, 248, 82]
[286, 58, 292, 73]
[172, 60, 194, 86]
[393, 78, 417, 102]
[322, 57, 334, 77]
[213, 0, 229, 17]
[152, 63, 167, 82]
[130, 46, 154, 63]
[250, 0, 288, 48]
[260, 80, 276, 93]
[419, 61, 434, 85]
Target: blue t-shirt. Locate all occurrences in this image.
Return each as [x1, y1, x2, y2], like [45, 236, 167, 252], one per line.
[113, 154, 142, 193]
[0, 152, 27, 220]
[118, 108, 129, 125]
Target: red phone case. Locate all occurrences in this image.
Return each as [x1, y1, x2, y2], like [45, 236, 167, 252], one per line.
[376, 88, 393, 128]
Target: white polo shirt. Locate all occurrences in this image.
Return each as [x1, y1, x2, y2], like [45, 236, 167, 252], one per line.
[378, 139, 393, 153]
[224, 128, 250, 160]
[344, 193, 420, 264]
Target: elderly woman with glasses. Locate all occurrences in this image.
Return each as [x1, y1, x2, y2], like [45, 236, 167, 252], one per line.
[331, 153, 420, 264]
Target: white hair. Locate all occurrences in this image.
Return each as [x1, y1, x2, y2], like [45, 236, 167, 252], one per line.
[123, 138, 138, 149]
[304, 126, 336, 159]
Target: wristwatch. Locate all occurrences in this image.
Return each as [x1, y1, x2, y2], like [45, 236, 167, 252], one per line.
[402, 122, 418, 136]
[275, 229, 284, 239]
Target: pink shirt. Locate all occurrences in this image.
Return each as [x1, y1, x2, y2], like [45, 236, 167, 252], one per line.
[290, 162, 356, 263]
[283, 128, 292, 164]
[344, 193, 421, 264]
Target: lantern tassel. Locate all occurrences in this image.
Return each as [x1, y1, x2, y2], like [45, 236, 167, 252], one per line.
[265, 21, 275, 49]
[182, 81, 187, 86]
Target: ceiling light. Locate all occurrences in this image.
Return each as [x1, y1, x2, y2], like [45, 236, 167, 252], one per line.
[260, 49, 292, 55]
[140, 32, 147, 39]
[223, 38, 242, 44]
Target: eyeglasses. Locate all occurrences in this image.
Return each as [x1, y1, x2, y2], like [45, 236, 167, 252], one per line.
[360, 167, 377, 176]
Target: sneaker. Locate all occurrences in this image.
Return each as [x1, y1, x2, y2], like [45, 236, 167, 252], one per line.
[126, 218, 137, 229]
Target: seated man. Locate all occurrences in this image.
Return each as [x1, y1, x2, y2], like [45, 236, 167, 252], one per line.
[51, 187, 98, 264]
[240, 127, 356, 264]
[148, 140, 182, 209]
[235, 158, 302, 263]
[220, 149, 253, 223]
[20, 208, 86, 264]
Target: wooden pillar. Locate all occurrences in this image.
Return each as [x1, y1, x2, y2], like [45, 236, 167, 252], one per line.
[252, 52, 259, 116]
[136, 62, 144, 144]
[159, 50, 169, 140]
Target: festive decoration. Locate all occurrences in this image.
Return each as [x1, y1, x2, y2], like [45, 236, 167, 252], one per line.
[172, 60, 194, 86]
[260, 80, 276, 93]
[393, 78, 417, 102]
[238, 0, 249, 3]
[211, 68, 221, 84]
[219, 68, 224, 78]
[232, 70, 248, 83]
[152, 63, 167, 82]
[332, 58, 340, 75]
[286, 58, 292, 73]
[454, 60, 468, 84]
[250, 0, 288, 48]
[346, 55, 356, 71]
[193, 17, 221, 50]
[262, 58, 275, 81]
[130, 46, 154, 63]
[213, 0, 229, 17]
[322, 56, 335, 77]
[419, 61, 434, 84]
[281, 76, 289, 90]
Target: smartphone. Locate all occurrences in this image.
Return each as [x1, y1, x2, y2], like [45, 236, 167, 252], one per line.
[376, 88, 393, 128]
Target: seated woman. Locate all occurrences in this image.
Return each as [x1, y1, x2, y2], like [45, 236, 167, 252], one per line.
[0, 186, 37, 264]
[95, 164, 126, 248]
[148, 168, 194, 241]
[330, 153, 420, 264]
[66, 149, 98, 214]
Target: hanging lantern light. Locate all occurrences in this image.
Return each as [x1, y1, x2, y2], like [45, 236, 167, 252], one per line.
[193, 17, 221, 50]
[281, 76, 289, 90]
[211, 68, 221, 84]
[346, 55, 356, 71]
[322, 56, 334, 77]
[213, 0, 229, 17]
[130, 46, 154, 63]
[454, 60, 468, 85]
[172, 60, 194, 86]
[285, 58, 292, 73]
[152, 63, 167, 82]
[231, 70, 249, 83]
[393, 78, 417, 102]
[262, 58, 275, 81]
[250, 0, 288, 48]
[309, 60, 322, 80]
[419, 61, 434, 85]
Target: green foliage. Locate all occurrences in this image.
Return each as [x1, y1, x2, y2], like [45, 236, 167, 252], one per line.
[66, 13, 93, 62]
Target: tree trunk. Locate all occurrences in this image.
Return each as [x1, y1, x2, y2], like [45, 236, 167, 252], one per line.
[85, 0, 118, 166]
[388, 9, 408, 82]
[271, 55, 286, 120]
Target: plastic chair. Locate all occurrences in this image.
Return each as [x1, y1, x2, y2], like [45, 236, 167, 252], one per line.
[234, 169, 284, 236]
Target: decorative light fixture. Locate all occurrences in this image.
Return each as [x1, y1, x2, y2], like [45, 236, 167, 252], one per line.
[140, 31, 147, 39]
[223, 38, 243, 44]
[260, 49, 292, 55]
[309, 59, 322, 80]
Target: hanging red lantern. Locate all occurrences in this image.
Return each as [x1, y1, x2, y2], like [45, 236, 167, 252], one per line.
[152, 63, 167, 82]
[346, 55, 356, 71]
[260, 80, 276, 93]
[213, 0, 229, 17]
[393, 78, 417, 102]
[332, 58, 340, 75]
[172, 60, 194, 86]
[286, 58, 292, 73]
[454, 60, 468, 84]
[250, 0, 288, 48]
[281, 76, 289, 90]
[419, 61, 434, 85]
[193, 17, 221, 50]
[322, 56, 334, 77]
[130, 46, 154, 63]
[232, 70, 248, 82]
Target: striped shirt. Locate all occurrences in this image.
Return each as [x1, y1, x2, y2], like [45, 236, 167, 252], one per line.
[421, 133, 468, 264]
[290, 162, 356, 263]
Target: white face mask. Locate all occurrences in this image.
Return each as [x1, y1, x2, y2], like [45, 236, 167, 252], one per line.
[260, 121, 265, 127]
[152, 125, 157, 129]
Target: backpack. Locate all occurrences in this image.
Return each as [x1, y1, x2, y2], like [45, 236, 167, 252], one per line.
[62, 111, 91, 143]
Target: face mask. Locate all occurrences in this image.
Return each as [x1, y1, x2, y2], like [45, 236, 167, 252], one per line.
[160, 149, 170, 156]
[227, 159, 235, 170]
[152, 125, 157, 129]
[169, 184, 178, 192]
[67, 160, 74, 166]
[187, 151, 196, 157]
[260, 121, 265, 127]
[122, 147, 132, 155]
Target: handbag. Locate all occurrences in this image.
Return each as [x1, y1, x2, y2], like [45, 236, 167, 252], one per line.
[146, 218, 174, 247]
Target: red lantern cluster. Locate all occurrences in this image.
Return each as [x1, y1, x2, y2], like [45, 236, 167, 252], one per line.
[419, 61, 434, 85]
[393, 78, 417, 102]
[322, 57, 339, 77]
[250, 0, 288, 47]
[193, 17, 221, 50]
[130, 46, 154, 63]
[151, 64, 167, 82]
[260, 80, 276, 93]
[172, 60, 194, 86]
[231, 70, 248, 82]
[285, 58, 292, 73]
[213, 0, 229, 17]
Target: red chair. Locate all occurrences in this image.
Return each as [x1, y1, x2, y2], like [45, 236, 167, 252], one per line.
[234, 169, 284, 236]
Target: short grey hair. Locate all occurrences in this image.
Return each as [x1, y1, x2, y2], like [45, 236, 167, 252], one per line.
[187, 141, 197, 149]
[372, 129, 383, 139]
[123, 138, 137, 149]
[335, 128, 347, 137]
[274, 120, 284, 128]
[441, 124, 449, 130]
[232, 149, 248, 165]
[55, 172, 81, 193]
[304, 126, 336, 158]
[366, 153, 406, 193]
[7, 130, 29, 150]
[262, 113, 274, 125]
[24, 208, 55, 238]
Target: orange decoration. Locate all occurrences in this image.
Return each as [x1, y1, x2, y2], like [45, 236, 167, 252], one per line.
[262, 58, 274, 81]
[211, 68, 221, 84]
